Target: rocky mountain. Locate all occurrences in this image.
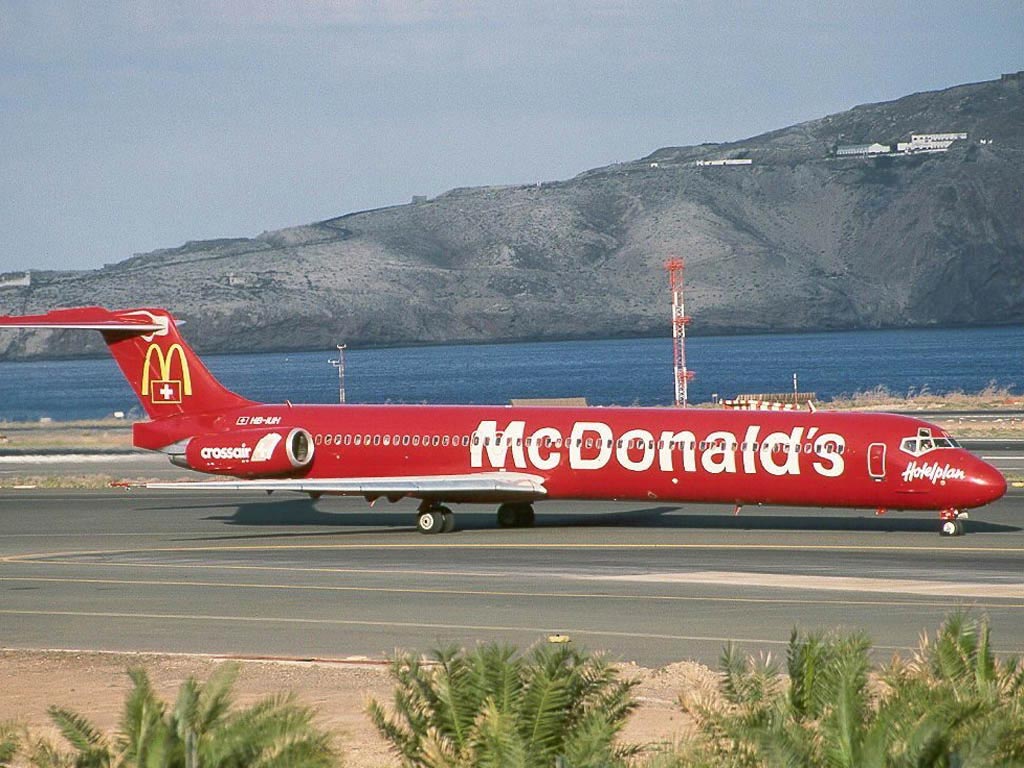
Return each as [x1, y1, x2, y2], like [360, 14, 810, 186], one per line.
[2, 72, 1023, 359]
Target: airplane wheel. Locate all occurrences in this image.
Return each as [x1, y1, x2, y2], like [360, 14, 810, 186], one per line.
[441, 508, 455, 533]
[417, 509, 445, 535]
[497, 503, 519, 528]
[940, 519, 961, 537]
[497, 503, 534, 528]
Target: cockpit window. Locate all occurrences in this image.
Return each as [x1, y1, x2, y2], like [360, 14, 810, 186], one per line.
[899, 432, 957, 457]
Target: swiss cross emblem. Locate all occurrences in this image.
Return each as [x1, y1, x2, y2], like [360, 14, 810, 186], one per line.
[151, 379, 182, 404]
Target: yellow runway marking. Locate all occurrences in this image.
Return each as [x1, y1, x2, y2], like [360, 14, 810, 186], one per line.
[1, 608, 987, 654]
[3, 575, 1022, 609]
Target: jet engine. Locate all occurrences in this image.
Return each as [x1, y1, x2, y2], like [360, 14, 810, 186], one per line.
[170, 428, 314, 477]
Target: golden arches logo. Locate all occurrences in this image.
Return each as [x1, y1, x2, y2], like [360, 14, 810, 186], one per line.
[142, 343, 193, 405]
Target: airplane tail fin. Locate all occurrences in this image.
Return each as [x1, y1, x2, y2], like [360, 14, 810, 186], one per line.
[0, 307, 255, 420]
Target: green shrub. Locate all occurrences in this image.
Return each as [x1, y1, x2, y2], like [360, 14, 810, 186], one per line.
[671, 612, 1024, 767]
[369, 642, 639, 768]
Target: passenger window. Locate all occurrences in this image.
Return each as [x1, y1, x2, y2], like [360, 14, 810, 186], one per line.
[432, 436, 440, 447]
[382, 435, 390, 446]
[354, 435, 362, 446]
[403, 435, 410, 446]
[325, 434, 333, 446]
[413, 435, 420, 446]
[462, 436, 470, 446]
[373, 435, 381, 446]
[344, 435, 352, 446]
[442, 435, 450, 446]
[314, 434, 323, 445]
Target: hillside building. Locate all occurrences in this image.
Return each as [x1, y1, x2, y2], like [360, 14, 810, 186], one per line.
[694, 158, 753, 167]
[896, 132, 967, 153]
[836, 142, 892, 157]
[0, 272, 31, 289]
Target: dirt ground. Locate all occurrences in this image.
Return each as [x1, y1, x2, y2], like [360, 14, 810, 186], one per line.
[0, 649, 713, 767]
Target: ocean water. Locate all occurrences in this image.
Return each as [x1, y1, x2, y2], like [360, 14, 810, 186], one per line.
[0, 325, 1021, 422]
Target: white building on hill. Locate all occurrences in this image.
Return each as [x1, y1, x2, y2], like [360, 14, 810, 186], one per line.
[836, 142, 891, 157]
[896, 132, 967, 153]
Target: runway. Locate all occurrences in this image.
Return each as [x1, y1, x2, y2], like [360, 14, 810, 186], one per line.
[2, 487, 1023, 665]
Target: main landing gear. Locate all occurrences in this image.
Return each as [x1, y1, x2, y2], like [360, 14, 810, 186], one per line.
[417, 502, 455, 535]
[497, 502, 535, 528]
[939, 508, 968, 537]
[415, 501, 537, 534]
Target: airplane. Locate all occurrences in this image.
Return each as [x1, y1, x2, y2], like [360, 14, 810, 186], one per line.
[0, 306, 1006, 536]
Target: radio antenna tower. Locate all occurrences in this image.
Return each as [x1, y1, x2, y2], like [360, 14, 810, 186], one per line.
[328, 344, 347, 404]
[665, 258, 695, 407]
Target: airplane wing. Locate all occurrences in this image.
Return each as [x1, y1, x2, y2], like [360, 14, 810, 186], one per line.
[146, 471, 548, 503]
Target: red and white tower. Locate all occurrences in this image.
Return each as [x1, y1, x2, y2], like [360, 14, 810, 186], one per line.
[665, 258, 695, 407]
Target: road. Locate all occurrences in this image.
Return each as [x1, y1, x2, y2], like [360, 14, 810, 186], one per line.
[1, 485, 1022, 666]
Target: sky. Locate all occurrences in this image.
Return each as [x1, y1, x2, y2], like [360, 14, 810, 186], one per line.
[1, 1, 1022, 273]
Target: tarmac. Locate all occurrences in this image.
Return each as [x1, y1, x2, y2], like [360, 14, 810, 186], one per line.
[1, 477, 1022, 665]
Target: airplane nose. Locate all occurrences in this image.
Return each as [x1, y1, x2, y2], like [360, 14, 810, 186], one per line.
[971, 460, 1007, 506]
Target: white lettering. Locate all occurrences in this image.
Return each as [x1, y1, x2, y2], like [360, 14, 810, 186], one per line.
[901, 461, 965, 484]
[528, 427, 563, 470]
[467, 419, 847, 479]
[701, 431, 737, 474]
[200, 446, 252, 461]
[759, 428, 803, 476]
[471, 421, 527, 469]
[659, 430, 697, 472]
[617, 429, 655, 472]
[812, 433, 846, 477]
[741, 425, 760, 474]
[570, 422, 613, 470]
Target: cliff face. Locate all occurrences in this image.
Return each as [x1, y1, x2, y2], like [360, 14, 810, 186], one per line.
[2, 74, 1023, 359]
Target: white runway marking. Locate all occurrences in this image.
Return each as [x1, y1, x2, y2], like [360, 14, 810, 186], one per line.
[576, 571, 1024, 598]
[0, 454, 134, 463]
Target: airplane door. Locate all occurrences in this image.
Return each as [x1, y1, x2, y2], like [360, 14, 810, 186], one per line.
[868, 442, 886, 481]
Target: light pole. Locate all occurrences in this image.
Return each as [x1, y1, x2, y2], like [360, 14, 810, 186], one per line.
[329, 344, 347, 404]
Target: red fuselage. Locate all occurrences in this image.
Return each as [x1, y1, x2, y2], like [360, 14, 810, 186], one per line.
[136, 403, 1006, 512]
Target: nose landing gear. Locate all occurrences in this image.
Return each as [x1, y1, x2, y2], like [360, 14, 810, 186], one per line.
[939, 508, 967, 537]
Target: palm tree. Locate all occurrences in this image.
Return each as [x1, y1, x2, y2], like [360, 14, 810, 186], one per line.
[0, 722, 21, 767]
[368, 642, 639, 768]
[22, 663, 338, 768]
[674, 614, 1024, 768]
[886, 612, 1024, 766]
